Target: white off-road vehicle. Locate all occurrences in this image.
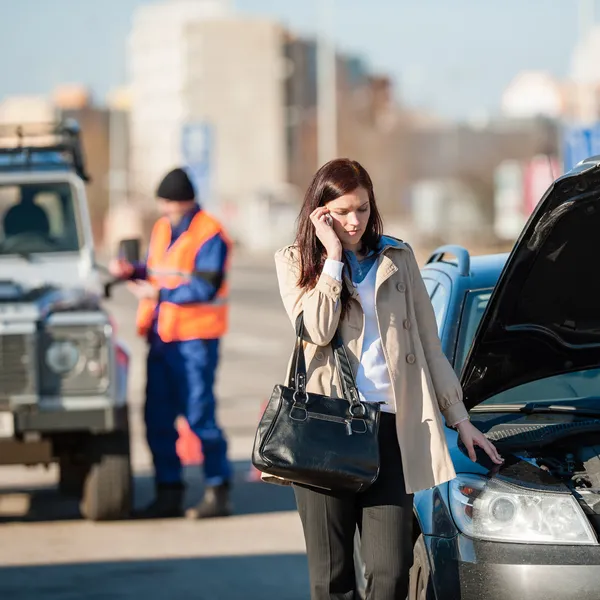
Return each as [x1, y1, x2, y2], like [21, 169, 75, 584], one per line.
[0, 121, 132, 521]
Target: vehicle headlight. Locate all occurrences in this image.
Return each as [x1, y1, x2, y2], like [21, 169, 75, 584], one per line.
[45, 340, 80, 374]
[449, 474, 597, 545]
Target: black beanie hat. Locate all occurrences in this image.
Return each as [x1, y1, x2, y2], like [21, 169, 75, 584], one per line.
[156, 168, 196, 202]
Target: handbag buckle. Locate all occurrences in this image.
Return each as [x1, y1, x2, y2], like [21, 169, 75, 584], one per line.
[348, 401, 368, 434]
[290, 405, 308, 421]
[350, 419, 367, 434]
[290, 391, 309, 422]
[292, 390, 308, 404]
[349, 402, 366, 418]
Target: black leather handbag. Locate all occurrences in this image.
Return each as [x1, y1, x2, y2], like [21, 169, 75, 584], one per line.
[252, 314, 381, 493]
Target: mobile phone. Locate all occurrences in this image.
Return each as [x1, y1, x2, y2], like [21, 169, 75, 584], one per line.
[324, 214, 333, 226]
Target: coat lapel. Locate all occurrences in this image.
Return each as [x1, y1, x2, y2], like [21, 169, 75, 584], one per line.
[375, 253, 398, 292]
[344, 273, 360, 300]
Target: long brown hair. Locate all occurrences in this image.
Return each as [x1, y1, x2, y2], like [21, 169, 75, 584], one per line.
[295, 158, 383, 316]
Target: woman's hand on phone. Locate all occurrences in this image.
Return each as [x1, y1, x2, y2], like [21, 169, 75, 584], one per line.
[310, 207, 342, 260]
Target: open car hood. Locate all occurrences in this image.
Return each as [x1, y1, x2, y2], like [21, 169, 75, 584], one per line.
[461, 157, 600, 410]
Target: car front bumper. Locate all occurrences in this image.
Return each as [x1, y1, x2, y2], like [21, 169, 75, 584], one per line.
[14, 403, 128, 434]
[426, 533, 600, 600]
[0, 404, 129, 465]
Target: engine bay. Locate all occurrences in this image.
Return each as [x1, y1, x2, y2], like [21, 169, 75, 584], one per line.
[517, 434, 600, 520]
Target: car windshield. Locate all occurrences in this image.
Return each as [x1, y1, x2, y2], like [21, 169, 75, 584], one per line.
[455, 289, 600, 407]
[0, 181, 80, 255]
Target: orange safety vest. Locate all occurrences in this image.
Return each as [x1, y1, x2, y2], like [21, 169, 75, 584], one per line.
[136, 210, 231, 342]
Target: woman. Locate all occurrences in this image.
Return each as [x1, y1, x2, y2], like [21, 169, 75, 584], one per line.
[273, 158, 503, 600]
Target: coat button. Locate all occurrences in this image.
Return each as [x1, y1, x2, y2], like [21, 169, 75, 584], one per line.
[315, 351, 324, 361]
[332, 285, 340, 294]
[406, 353, 416, 364]
[396, 282, 406, 293]
[403, 319, 411, 330]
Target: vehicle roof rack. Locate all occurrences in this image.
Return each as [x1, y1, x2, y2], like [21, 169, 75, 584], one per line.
[0, 119, 90, 182]
[426, 244, 471, 277]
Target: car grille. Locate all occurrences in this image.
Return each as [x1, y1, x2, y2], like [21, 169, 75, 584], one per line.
[0, 334, 33, 407]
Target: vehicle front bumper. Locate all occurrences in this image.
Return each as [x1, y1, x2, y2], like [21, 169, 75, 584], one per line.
[426, 533, 600, 600]
[0, 404, 129, 465]
[14, 403, 128, 434]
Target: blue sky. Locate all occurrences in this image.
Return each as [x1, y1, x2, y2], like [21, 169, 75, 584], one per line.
[0, 0, 592, 119]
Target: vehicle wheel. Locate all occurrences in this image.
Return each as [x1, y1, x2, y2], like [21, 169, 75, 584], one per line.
[409, 534, 435, 600]
[354, 527, 367, 600]
[80, 434, 132, 521]
[58, 456, 90, 498]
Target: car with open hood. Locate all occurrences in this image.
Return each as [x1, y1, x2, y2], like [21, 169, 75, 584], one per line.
[353, 156, 600, 599]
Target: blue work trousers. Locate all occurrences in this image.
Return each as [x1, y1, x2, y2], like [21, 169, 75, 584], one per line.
[144, 334, 231, 486]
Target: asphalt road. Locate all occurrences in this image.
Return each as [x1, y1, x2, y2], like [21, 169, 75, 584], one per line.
[0, 250, 310, 599]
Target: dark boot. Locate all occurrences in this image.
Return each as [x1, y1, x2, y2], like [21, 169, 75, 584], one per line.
[185, 482, 232, 519]
[134, 484, 185, 519]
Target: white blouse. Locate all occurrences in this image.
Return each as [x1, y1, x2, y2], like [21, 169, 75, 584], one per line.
[323, 259, 395, 414]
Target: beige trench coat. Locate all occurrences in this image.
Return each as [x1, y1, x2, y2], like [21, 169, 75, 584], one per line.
[267, 237, 469, 494]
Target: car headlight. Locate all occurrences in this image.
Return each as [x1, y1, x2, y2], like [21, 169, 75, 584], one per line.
[449, 474, 597, 545]
[45, 340, 81, 374]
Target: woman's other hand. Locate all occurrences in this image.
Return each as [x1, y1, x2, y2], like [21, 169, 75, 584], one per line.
[456, 420, 504, 465]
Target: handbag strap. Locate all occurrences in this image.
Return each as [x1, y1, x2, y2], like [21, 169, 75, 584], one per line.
[288, 313, 361, 408]
[288, 314, 308, 393]
[331, 330, 361, 406]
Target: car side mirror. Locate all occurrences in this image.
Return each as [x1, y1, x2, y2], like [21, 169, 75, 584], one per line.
[118, 238, 141, 263]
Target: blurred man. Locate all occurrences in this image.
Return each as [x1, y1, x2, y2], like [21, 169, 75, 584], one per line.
[110, 167, 232, 519]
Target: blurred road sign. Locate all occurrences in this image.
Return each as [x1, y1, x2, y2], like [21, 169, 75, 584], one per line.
[181, 122, 213, 209]
[523, 155, 558, 215]
[493, 159, 524, 240]
[562, 123, 600, 172]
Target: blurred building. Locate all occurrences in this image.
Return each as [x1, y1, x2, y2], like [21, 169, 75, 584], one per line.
[283, 36, 406, 209]
[283, 35, 319, 192]
[0, 95, 57, 124]
[127, 0, 406, 248]
[406, 117, 560, 246]
[53, 85, 94, 111]
[568, 23, 600, 123]
[501, 71, 565, 120]
[106, 86, 132, 112]
[0, 87, 137, 254]
[497, 24, 600, 125]
[184, 17, 287, 209]
[53, 86, 113, 247]
[128, 0, 234, 206]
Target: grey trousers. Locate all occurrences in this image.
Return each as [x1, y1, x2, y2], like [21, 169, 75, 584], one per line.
[293, 413, 414, 600]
